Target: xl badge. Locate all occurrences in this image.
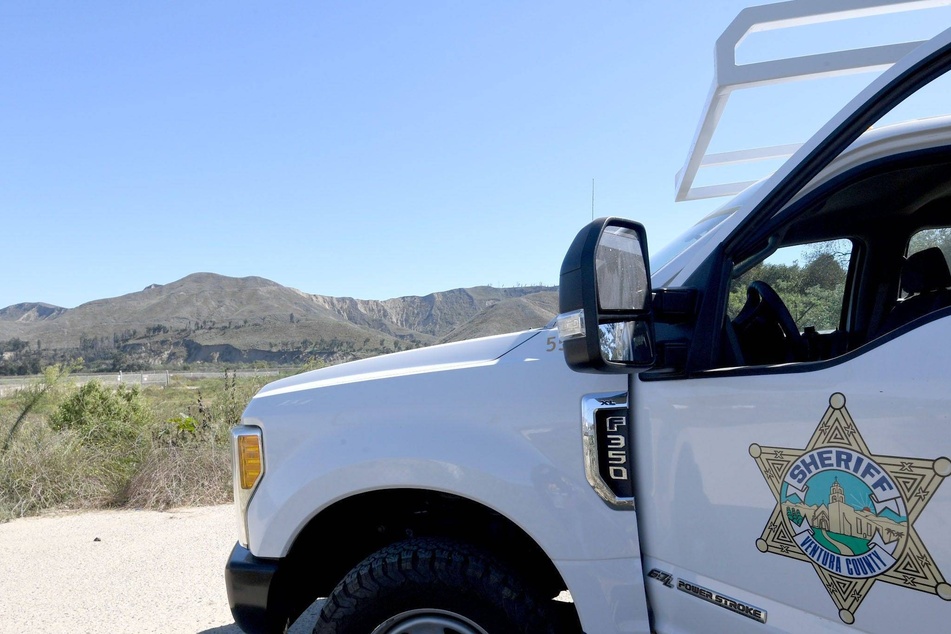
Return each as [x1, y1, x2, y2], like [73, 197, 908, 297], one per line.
[750, 393, 951, 624]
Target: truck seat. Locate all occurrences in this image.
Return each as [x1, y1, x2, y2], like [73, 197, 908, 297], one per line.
[879, 247, 951, 335]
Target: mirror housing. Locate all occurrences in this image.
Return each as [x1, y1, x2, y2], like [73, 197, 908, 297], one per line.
[557, 217, 655, 372]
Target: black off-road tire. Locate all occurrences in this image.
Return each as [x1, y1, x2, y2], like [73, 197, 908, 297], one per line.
[313, 537, 558, 634]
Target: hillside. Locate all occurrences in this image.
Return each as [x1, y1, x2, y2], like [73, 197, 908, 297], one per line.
[0, 303, 66, 323]
[0, 274, 557, 373]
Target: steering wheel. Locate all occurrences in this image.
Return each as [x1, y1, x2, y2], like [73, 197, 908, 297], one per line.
[732, 280, 805, 363]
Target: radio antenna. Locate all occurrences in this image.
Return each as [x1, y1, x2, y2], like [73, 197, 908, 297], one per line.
[591, 178, 595, 220]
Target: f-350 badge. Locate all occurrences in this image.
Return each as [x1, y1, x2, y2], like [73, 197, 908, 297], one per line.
[750, 393, 951, 624]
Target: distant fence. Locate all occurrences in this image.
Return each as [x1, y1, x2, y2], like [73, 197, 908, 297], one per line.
[0, 369, 286, 398]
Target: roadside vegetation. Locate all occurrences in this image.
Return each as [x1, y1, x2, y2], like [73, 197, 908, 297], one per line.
[0, 365, 273, 521]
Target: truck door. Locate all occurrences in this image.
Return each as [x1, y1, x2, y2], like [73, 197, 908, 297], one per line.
[634, 298, 951, 632]
[554, 14, 951, 632]
[633, 23, 951, 633]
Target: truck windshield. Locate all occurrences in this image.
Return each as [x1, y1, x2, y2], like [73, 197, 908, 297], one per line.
[650, 211, 733, 272]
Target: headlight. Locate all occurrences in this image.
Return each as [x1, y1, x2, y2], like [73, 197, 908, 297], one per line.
[232, 425, 264, 547]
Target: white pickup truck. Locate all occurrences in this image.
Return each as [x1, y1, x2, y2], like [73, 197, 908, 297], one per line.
[225, 2, 951, 632]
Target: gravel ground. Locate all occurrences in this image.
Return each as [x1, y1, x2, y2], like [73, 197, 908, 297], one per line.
[0, 505, 322, 634]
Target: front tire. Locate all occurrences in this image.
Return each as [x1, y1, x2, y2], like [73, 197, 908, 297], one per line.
[313, 537, 557, 634]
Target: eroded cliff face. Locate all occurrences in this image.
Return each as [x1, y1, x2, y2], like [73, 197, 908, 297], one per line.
[311, 286, 551, 338]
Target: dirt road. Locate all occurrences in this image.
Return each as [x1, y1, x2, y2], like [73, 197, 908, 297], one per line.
[0, 505, 321, 634]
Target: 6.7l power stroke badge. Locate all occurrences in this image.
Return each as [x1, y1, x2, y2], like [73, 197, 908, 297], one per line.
[750, 393, 951, 624]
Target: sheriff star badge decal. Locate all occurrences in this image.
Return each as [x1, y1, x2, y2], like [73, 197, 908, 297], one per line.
[750, 393, 951, 624]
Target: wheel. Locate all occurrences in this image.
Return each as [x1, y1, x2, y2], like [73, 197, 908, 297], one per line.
[313, 538, 558, 634]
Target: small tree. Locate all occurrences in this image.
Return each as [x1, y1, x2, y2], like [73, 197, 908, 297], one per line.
[787, 506, 804, 526]
[1, 362, 78, 452]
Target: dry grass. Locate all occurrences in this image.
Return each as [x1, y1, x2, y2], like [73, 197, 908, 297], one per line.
[0, 421, 131, 521]
[123, 443, 232, 509]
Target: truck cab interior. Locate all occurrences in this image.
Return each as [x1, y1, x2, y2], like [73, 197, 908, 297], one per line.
[721, 146, 951, 369]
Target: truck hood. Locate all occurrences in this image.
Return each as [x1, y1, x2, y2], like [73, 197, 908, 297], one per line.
[253, 329, 542, 399]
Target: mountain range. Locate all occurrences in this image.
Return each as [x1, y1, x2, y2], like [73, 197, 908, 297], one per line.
[0, 273, 558, 372]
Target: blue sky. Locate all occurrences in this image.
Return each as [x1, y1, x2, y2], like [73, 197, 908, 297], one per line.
[4, 1, 950, 309]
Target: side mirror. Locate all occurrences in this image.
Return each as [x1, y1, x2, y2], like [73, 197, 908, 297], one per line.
[557, 217, 655, 372]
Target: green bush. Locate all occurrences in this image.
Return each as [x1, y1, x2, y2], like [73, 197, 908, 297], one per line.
[49, 381, 152, 447]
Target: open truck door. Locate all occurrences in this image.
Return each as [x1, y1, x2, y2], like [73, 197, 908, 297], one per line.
[560, 2, 951, 630]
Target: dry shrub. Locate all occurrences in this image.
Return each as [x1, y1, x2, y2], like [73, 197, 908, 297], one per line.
[0, 369, 270, 519]
[123, 442, 232, 510]
[0, 421, 129, 521]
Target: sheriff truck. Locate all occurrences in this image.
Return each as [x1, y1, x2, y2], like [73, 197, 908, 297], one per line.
[225, 1, 951, 632]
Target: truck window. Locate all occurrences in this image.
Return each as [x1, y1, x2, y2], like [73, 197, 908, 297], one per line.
[907, 227, 951, 271]
[875, 227, 951, 335]
[705, 145, 951, 374]
[650, 211, 733, 274]
[727, 240, 853, 366]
